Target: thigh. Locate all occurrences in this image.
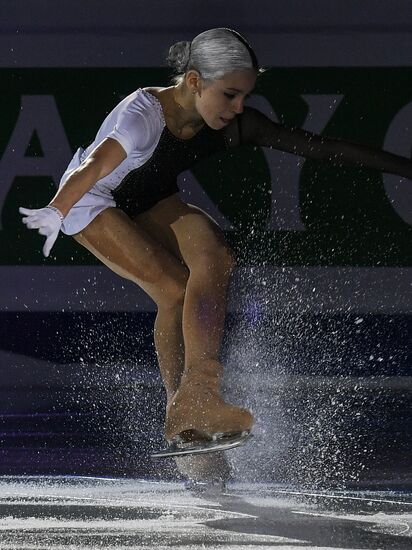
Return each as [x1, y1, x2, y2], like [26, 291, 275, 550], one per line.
[73, 206, 189, 303]
[134, 194, 186, 263]
[135, 194, 233, 269]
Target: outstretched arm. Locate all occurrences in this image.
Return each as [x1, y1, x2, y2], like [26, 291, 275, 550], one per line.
[239, 107, 412, 180]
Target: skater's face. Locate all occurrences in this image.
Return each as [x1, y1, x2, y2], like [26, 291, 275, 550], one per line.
[190, 69, 257, 130]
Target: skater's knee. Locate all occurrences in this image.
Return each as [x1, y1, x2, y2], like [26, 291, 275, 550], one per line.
[155, 269, 188, 311]
[190, 245, 236, 278]
[157, 282, 186, 310]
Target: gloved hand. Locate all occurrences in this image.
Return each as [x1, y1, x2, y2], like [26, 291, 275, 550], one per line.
[19, 206, 64, 258]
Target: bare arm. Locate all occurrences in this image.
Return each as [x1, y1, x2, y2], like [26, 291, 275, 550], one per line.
[48, 137, 127, 217]
[240, 107, 412, 180]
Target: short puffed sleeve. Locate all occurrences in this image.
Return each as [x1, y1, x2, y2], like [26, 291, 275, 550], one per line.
[106, 92, 158, 155]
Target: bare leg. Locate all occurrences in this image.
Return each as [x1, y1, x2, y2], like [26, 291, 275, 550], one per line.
[74, 201, 252, 444]
[137, 196, 235, 369]
[133, 204, 188, 400]
[73, 207, 189, 404]
[153, 306, 184, 401]
[134, 200, 234, 483]
[169, 209, 235, 368]
[73, 202, 245, 479]
[181, 250, 234, 368]
[136, 196, 253, 441]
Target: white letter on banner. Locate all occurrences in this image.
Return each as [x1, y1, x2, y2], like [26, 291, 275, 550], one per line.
[383, 101, 412, 226]
[248, 94, 344, 231]
[0, 95, 72, 229]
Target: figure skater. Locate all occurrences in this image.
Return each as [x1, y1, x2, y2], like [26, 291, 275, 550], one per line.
[19, 28, 412, 481]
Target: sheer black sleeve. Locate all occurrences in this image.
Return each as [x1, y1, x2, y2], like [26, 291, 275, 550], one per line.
[230, 106, 412, 180]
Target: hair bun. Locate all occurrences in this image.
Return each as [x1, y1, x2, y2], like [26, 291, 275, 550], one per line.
[166, 41, 191, 73]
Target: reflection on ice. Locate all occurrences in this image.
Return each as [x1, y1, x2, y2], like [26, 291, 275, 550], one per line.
[0, 476, 411, 549]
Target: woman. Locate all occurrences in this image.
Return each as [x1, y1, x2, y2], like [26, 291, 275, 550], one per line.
[20, 28, 412, 460]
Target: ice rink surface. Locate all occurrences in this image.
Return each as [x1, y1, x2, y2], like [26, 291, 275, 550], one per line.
[0, 476, 411, 549]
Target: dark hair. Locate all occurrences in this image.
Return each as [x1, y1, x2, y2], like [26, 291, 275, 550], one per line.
[167, 28, 261, 83]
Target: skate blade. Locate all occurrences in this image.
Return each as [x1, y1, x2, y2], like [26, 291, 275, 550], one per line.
[151, 430, 252, 458]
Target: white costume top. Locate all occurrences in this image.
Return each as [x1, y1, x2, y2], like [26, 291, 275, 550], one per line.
[60, 86, 357, 236]
[59, 89, 166, 235]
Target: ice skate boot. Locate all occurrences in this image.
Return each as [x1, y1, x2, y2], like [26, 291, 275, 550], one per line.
[164, 359, 253, 446]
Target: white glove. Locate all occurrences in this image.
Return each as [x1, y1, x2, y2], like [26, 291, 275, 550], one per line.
[19, 205, 64, 258]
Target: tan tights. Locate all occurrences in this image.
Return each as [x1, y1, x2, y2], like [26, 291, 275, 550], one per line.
[73, 195, 235, 401]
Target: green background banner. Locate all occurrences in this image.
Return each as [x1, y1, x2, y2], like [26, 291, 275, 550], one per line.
[2, 68, 412, 266]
